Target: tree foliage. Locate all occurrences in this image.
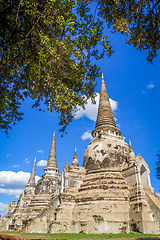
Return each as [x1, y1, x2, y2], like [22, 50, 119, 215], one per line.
[0, 0, 113, 134]
[0, 0, 160, 134]
[156, 152, 160, 179]
[94, 0, 160, 62]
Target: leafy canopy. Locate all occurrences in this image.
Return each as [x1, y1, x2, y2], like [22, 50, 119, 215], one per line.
[156, 152, 160, 179]
[0, 0, 113, 134]
[94, 0, 160, 62]
[0, 0, 160, 134]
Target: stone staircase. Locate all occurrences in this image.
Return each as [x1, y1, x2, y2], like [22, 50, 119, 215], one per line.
[145, 190, 160, 229]
[20, 195, 60, 233]
[0, 214, 12, 231]
[29, 194, 51, 209]
[145, 191, 160, 209]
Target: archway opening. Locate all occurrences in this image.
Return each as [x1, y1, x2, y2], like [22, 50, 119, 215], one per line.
[140, 164, 150, 190]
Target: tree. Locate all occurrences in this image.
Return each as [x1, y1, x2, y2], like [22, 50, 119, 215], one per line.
[1, 0, 160, 135]
[0, 0, 113, 134]
[93, 0, 160, 63]
[156, 152, 160, 179]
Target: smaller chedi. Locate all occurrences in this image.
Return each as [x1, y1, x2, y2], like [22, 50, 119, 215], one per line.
[0, 75, 160, 234]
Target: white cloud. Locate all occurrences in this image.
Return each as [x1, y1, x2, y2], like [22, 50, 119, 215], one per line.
[15, 194, 20, 199]
[147, 82, 155, 89]
[37, 150, 44, 153]
[109, 98, 118, 111]
[6, 154, 11, 157]
[0, 171, 30, 189]
[13, 165, 20, 168]
[0, 203, 8, 211]
[74, 93, 118, 122]
[37, 160, 47, 167]
[0, 171, 40, 196]
[81, 131, 93, 140]
[25, 158, 30, 164]
[0, 188, 23, 196]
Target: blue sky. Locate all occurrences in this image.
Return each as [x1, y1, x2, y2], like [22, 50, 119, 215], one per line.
[0, 29, 160, 217]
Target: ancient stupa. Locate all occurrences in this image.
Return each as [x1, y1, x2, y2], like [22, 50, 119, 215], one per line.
[0, 75, 160, 234]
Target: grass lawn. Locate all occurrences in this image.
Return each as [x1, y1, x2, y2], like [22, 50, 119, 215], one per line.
[0, 231, 160, 240]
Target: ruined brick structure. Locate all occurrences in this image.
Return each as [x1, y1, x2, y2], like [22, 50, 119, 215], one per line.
[0, 75, 160, 234]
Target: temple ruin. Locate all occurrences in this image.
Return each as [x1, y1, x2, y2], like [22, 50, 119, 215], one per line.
[0, 75, 160, 234]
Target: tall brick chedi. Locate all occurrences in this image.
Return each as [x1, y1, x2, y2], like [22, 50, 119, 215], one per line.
[36, 131, 61, 194]
[76, 75, 130, 233]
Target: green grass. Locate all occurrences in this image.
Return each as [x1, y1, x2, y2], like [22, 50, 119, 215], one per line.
[1, 231, 160, 240]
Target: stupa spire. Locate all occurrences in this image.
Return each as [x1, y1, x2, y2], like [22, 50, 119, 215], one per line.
[72, 147, 79, 167]
[129, 140, 133, 150]
[46, 131, 57, 168]
[92, 74, 121, 137]
[27, 157, 36, 187]
[12, 197, 16, 205]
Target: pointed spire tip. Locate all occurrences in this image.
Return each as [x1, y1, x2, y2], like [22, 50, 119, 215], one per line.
[129, 140, 132, 150]
[72, 146, 79, 167]
[26, 158, 36, 187]
[92, 74, 121, 137]
[46, 130, 57, 169]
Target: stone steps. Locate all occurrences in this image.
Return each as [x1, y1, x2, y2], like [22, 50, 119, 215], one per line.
[145, 191, 160, 209]
[29, 201, 50, 207]
[0, 215, 12, 231]
[29, 195, 51, 208]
